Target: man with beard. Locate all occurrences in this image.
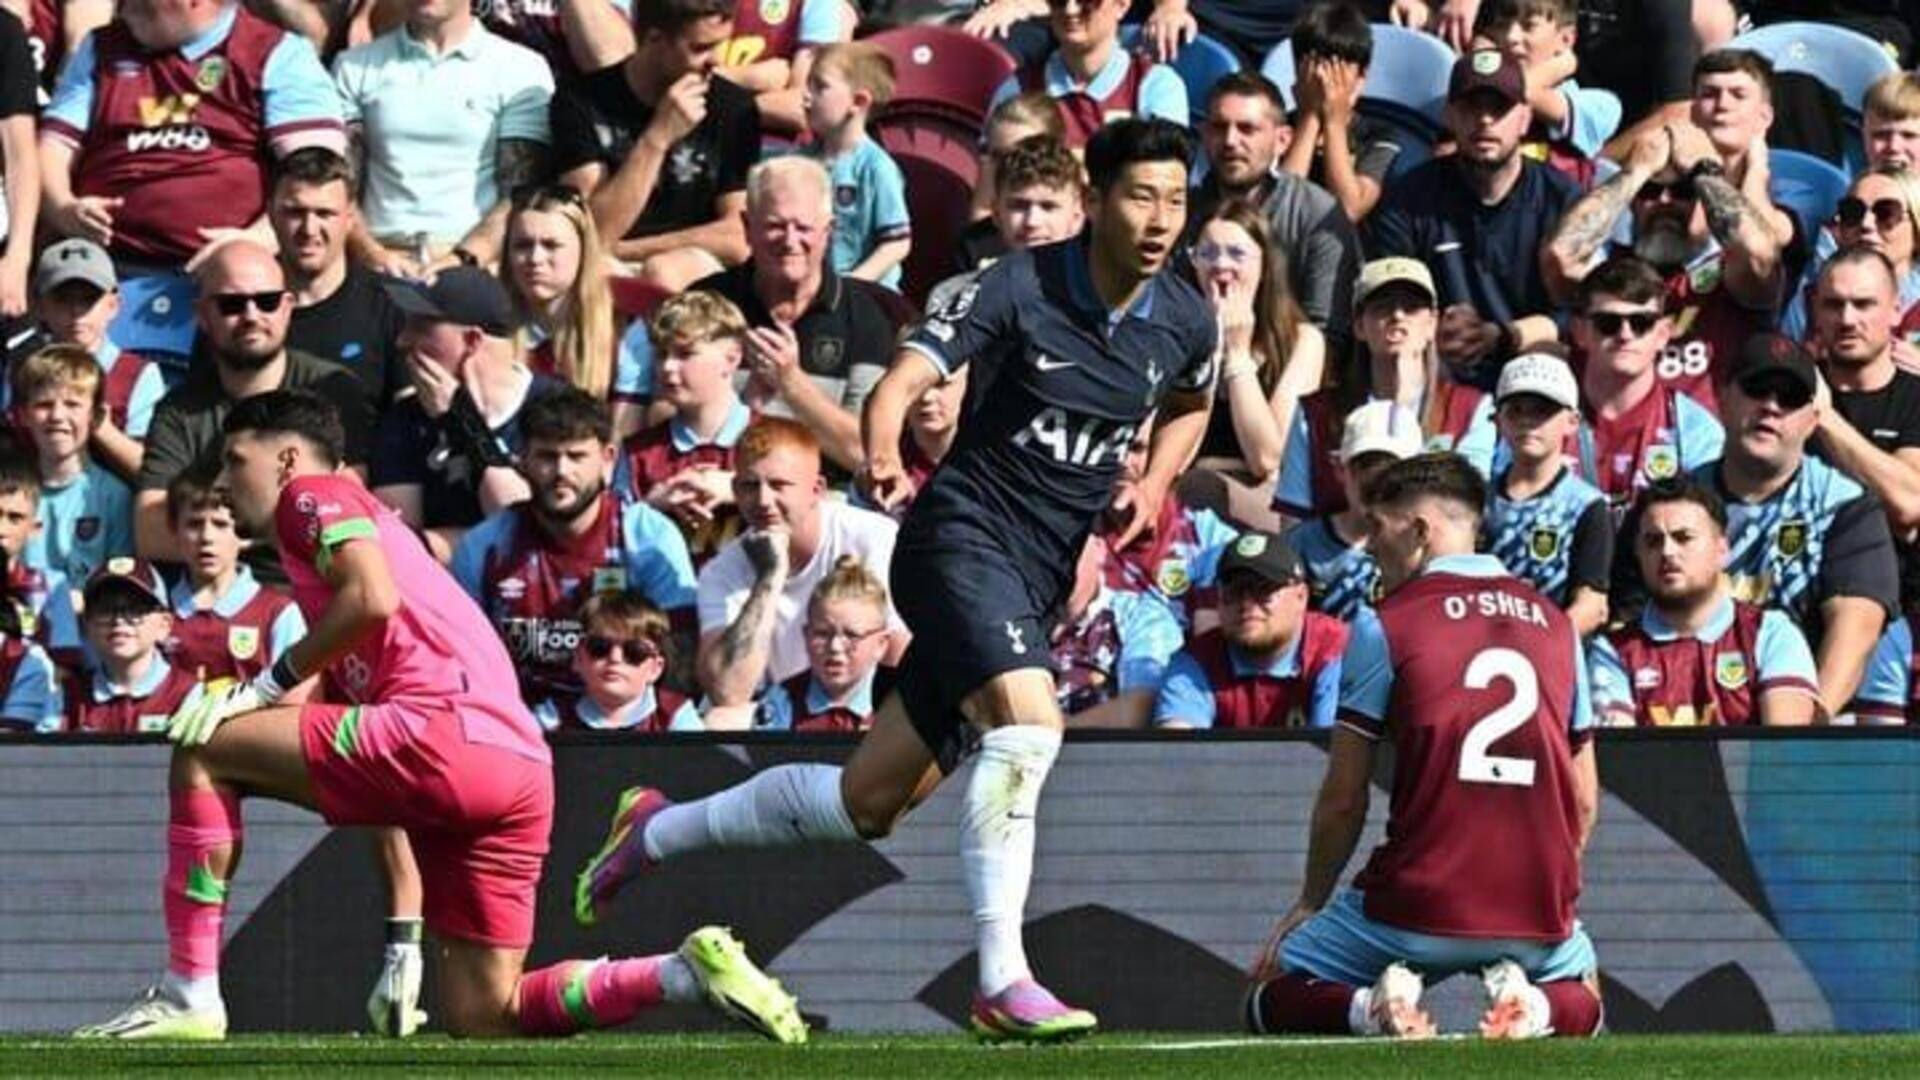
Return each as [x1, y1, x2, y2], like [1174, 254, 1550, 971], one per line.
[1192, 71, 1360, 355]
[1544, 83, 1785, 411]
[1676, 333, 1899, 716]
[1151, 530, 1345, 730]
[132, 241, 372, 565]
[1807, 246, 1920, 537]
[1245, 453, 1602, 1040]
[271, 148, 408, 409]
[1590, 477, 1818, 727]
[451, 386, 697, 709]
[1367, 49, 1577, 379]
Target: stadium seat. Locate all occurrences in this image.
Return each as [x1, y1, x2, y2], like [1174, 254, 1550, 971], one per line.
[1729, 21, 1897, 112]
[608, 276, 671, 322]
[867, 26, 1017, 129]
[110, 270, 198, 361]
[1261, 25, 1454, 129]
[1120, 26, 1242, 128]
[873, 114, 982, 306]
[1768, 148, 1852, 242]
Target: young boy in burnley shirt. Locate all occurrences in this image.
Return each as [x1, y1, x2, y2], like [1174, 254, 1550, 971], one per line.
[160, 465, 306, 683]
[66, 559, 197, 734]
[535, 592, 701, 733]
[755, 555, 892, 733]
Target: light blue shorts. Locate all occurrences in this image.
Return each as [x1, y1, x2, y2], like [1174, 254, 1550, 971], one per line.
[1280, 889, 1598, 986]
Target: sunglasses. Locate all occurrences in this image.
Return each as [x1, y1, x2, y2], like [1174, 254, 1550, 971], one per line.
[583, 635, 660, 664]
[1737, 374, 1812, 411]
[1834, 196, 1908, 232]
[1585, 311, 1661, 337]
[210, 290, 288, 316]
[1634, 178, 1697, 204]
[512, 183, 588, 209]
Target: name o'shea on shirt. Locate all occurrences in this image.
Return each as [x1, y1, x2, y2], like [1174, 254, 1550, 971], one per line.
[1440, 589, 1551, 629]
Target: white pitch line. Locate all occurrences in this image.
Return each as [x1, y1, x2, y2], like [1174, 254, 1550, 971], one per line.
[1136, 1035, 1475, 1050]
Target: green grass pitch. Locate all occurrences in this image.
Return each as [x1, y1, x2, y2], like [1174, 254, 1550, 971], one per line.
[2, 1033, 1917, 1077]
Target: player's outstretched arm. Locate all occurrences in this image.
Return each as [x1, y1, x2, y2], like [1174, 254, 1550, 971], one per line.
[1297, 727, 1375, 911]
[858, 351, 943, 510]
[1570, 740, 1599, 855]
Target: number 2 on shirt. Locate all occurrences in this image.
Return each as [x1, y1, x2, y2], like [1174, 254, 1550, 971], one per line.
[1459, 648, 1539, 787]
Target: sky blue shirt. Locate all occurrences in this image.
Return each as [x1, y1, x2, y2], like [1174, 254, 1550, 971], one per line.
[1553, 80, 1622, 160]
[47, 4, 341, 141]
[756, 667, 877, 730]
[450, 496, 698, 613]
[1588, 595, 1817, 726]
[1850, 616, 1916, 725]
[807, 137, 909, 290]
[28, 462, 133, 585]
[0, 640, 62, 733]
[330, 21, 553, 242]
[167, 566, 308, 665]
[1337, 553, 1593, 740]
[534, 686, 702, 732]
[1151, 630, 1341, 729]
[1284, 515, 1379, 622]
[988, 46, 1188, 129]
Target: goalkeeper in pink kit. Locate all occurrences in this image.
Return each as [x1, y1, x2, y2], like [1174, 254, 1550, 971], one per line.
[78, 390, 805, 1043]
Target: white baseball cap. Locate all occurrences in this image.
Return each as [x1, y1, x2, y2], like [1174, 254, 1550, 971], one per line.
[1339, 400, 1423, 463]
[1495, 352, 1580, 411]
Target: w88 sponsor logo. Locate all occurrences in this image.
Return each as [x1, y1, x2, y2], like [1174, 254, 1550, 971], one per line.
[1658, 340, 1711, 382]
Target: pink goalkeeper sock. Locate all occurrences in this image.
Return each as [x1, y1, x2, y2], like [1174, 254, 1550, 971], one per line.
[517, 957, 666, 1036]
[164, 788, 241, 980]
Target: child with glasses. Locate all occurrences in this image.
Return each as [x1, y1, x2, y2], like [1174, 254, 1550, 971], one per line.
[66, 559, 193, 735]
[755, 555, 891, 733]
[536, 591, 701, 733]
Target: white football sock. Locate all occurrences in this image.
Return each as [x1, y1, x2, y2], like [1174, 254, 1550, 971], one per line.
[162, 969, 221, 1012]
[962, 725, 1062, 997]
[658, 955, 701, 1004]
[645, 764, 859, 861]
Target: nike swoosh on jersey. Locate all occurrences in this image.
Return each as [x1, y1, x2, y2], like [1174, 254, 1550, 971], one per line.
[1033, 356, 1075, 372]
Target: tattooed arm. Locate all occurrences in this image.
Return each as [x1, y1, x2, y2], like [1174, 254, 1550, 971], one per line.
[697, 531, 790, 711]
[1543, 127, 1671, 304]
[450, 137, 551, 269]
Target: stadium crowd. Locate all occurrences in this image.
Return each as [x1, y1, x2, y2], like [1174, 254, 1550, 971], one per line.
[3, 0, 1920, 735]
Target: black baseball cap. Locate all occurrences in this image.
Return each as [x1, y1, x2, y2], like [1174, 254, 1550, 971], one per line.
[1216, 532, 1305, 588]
[382, 267, 516, 337]
[1730, 332, 1817, 401]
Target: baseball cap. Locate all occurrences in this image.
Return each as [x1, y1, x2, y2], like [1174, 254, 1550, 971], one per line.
[1495, 352, 1580, 411]
[1340, 400, 1423, 463]
[1216, 532, 1305, 589]
[1354, 257, 1437, 310]
[1449, 48, 1527, 107]
[34, 238, 118, 297]
[382, 267, 516, 337]
[1730, 332, 1817, 401]
[84, 557, 169, 611]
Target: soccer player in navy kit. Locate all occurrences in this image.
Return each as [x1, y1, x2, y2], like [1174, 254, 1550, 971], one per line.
[1247, 454, 1603, 1040]
[575, 119, 1219, 1042]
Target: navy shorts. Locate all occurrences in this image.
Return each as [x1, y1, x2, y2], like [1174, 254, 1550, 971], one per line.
[890, 544, 1057, 773]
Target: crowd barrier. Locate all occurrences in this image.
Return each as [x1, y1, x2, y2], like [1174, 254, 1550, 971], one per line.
[1, 731, 1913, 1034]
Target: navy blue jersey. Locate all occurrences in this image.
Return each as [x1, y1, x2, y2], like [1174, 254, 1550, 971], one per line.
[1483, 466, 1614, 608]
[898, 235, 1217, 606]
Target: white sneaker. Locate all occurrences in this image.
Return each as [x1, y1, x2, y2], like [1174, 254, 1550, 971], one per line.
[1367, 962, 1436, 1038]
[368, 943, 428, 1037]
[1478, 958, 1551, 1039]
[74, 984, 227, 1040]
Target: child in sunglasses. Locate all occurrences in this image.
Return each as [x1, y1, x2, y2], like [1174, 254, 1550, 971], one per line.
[754, 556, 890, 733]
[535, 592, 701, 733]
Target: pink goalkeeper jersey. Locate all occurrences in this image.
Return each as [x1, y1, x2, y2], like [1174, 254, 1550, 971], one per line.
[274, 473, 549, 763]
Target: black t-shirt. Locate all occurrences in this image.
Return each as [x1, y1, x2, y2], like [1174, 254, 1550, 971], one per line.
[1366, 157, 1579, 325]
[1576, 0, 1695, 129]
[370, 371, 565, 530]
[1832, 368, 1920, 456]
[287, 264, 409, 410]
[954, 219, 1009, 278]
[550, 65, 759, 239]
[694, 263, 906, 422]
[0, 10, 32, 120]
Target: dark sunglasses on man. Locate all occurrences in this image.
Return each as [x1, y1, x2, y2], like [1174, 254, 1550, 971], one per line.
[210, 290, 288, 317]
